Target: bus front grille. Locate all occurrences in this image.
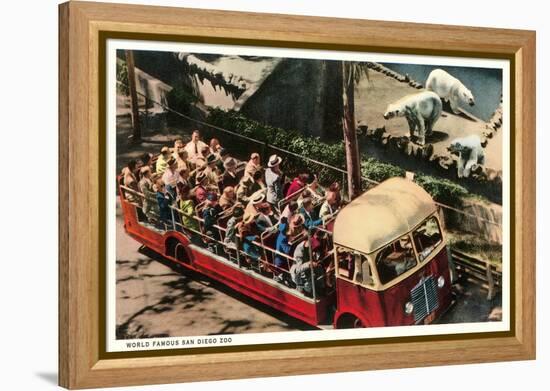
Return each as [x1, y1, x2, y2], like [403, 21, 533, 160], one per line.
[411, 276, 439, 323]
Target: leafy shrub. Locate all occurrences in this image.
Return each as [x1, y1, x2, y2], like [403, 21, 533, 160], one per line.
[414, 174, 468, 207]
[166, 84, 198, 124]
[361, 158, 405, 183]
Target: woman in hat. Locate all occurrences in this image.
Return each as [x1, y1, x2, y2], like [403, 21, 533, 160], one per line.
[265, 154, 284, 209]
[221, 158, 242, 189]
[203, 154, 220, 191]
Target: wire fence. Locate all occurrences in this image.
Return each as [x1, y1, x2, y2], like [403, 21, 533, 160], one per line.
[116, 80, 502, 231]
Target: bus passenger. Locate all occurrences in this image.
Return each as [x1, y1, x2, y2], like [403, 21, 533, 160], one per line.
[299, 198, 322, 230]
[250, 170, 266, 194]
[274, 214, 304, 284]
[291, 240, 326, 297]
[319, 191, 339, 224]
[306, 173, 324, 202]
[222, 158, 242, 189]
[122, 160, 139, 203]
[172, 138, 184, 159]
[139, 166, 159, 223]
[161, 158, 180, 199]
[219, 186, 236, 210]
[155, 179, 174, 227]
[193, 171, 208, 204]
[216, 148, 231, 174]
[224, 205, 244, 250]
[203, 192, 223, 243]
[245, 152, 262, 179]
[255, 202, 277, 234]
[286, 172, 308, 198]
[155, 146, 171, 175]
[209, 138, 223, 157]
[239, 213, 261, 269]
[140, 152, 153, 170]
[236, 175, 255, 204]
[184, 130, 208, 164]
[175, 148, 189, 172]
[177, 184, 200, 233]
[203, 154, 220, 191]
[265, 154, 284, 210]
[280, 200, 299, 224]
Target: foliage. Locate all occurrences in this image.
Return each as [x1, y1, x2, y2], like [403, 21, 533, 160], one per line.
[166, 84, 199, 124]
[361, 158, 405, 183]
[116, 60, 129, 95]
[414, 174, 468, 207]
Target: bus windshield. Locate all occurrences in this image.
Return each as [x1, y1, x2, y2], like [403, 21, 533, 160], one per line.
[375, 235, 416, 285]
[412, 216, 443, 262]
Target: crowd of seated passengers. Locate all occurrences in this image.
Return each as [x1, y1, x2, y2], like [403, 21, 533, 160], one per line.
[120, 129, 343, 292]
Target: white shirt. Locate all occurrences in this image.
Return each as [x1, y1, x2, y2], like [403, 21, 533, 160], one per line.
[162, 168, 180, 187]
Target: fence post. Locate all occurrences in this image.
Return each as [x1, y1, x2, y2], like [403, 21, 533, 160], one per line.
[485, 260, 495, 300]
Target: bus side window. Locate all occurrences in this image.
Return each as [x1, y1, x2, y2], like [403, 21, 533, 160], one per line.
[354, 254, 374, 286]
[336, 249, 354, 279]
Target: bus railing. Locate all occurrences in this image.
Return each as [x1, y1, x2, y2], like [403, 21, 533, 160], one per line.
[119, 184, 332, 301]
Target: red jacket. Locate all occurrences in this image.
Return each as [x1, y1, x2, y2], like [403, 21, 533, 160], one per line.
[286, 178, 305, 198]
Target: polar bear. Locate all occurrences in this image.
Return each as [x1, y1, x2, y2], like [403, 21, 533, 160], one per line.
[426, 69, 475, 114]
[447, 135, 485, 178]
[383, 91, 442, 146]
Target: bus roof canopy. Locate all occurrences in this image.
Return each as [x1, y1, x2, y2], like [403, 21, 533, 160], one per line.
[333, 177, 437, 254]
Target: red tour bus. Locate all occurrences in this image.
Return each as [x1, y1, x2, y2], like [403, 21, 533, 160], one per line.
[119, 175, 453, 329]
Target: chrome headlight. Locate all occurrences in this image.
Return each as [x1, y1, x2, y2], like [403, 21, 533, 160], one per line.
[437, 275, 445, 288]
[404, 301, 414, 315]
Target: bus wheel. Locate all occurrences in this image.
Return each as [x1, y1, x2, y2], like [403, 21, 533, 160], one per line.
[338, 314, 364, 329]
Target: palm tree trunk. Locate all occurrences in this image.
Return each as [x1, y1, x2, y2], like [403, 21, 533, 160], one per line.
[125, 50, 142, 143]
[341, 62, 362, 199]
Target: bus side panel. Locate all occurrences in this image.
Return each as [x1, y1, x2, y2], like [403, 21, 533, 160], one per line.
[381, 247, 453, 326]
[188, 248, 323, 327]
[335, 278, 386, 327]
[120, 200, 165, 254]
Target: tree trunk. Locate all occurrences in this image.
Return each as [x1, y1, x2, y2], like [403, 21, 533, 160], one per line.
[341, 62, 362, 199]
[125, 50, 141, 143]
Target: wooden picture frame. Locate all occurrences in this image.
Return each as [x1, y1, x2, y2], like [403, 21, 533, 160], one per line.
[59, 1, 536, 388]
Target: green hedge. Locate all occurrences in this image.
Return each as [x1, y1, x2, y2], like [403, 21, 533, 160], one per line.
[413, 174, 468, 207]
[207, 108, 468, 207]
[166, 84, 198, 124]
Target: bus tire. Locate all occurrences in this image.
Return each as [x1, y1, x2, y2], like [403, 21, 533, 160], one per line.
[165, 238, 189, 264]
[337, 313, 365, 329]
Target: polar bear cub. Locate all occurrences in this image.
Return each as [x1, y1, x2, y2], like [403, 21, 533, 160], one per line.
[447, 135, 485, 178]
[383, 91, 442, 146]
[426, 68, 475, 114]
